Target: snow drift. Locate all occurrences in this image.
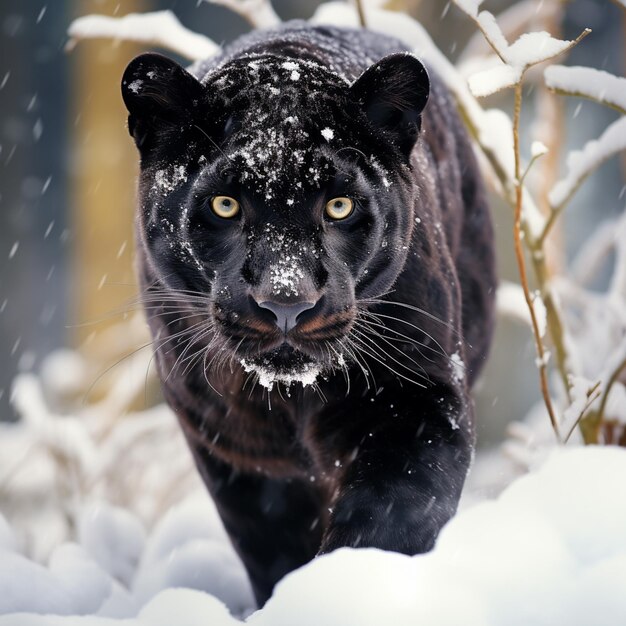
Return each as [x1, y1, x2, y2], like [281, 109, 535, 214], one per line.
[2, 446, 626, 626]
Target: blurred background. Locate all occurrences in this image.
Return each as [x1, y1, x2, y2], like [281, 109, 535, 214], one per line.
[0, 0, 624, 448]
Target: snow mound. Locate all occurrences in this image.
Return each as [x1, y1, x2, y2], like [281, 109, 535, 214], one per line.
[2, 447, 626, 625]
[0, 497, 254, 623]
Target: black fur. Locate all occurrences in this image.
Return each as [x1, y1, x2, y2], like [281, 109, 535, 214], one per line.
[122, 22, 496, 607]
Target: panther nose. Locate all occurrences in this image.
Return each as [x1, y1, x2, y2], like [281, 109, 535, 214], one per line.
[256, 300, 316, 333]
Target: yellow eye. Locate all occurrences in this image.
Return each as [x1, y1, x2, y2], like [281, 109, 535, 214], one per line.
[325, 197, 354, 220]
[211, 195, 240, 218]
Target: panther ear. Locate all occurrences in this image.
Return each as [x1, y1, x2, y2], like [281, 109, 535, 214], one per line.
[121, 53, 204, 149]
[351, 53, 430, 157]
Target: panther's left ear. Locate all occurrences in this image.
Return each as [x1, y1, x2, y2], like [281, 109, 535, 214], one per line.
[350, 53, 430, 157]
[121, 52, 205, 151]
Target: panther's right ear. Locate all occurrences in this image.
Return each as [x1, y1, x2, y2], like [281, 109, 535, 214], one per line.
[351, 53, 429, 158]
[121, 53, 204, 149]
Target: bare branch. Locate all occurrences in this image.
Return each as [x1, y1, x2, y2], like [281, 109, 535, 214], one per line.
[597, 358, 626, 426]
[563, 382, 602, 444]
[354, 0, 368, 28]
[580, 341, 626, 443]
[512, 83, 561, 441]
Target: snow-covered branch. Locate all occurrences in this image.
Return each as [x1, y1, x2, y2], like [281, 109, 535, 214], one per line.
[538, 113, 626, 251]
[496, 281, 532, 327]
[547, 116, 626, 211]
[66, 11, 220, 61]
[452, 0, 596, 439]
[455, 0, 626, 445]
[455, 0, 590, 98]
[0, 316, 201, 558]
[458, 0, 561, 63]
[545, 65, 626, 115]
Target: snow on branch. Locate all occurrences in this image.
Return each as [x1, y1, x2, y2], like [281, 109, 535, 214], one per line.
[458, 0, 561, 62]
[204, 0, 281, 29]
[454, 0, 590, 98]
[548, 116, 626, 211]
[66, 10, 220, 61]
[544, 65, 626, 115]
[496, 281, 532, 327]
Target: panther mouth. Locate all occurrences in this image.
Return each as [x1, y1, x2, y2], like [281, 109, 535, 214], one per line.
[239, 344, 322, 390]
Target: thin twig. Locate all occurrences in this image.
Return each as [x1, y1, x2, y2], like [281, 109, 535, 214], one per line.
[66, 11, 219, 61]
[535, 5, 567, 276]
[457, 98, 574, 401]
[453, 14, 591, 417]
[512, 81, 561, 442]
[563, 382, 602, 444]
[520, 152, 546, 186]
[596, 357, 626, 428]
[354, 0, 367, 28]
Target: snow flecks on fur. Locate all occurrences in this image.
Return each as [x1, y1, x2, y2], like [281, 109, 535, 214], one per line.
[261, 223, 319, 297]
[128, 79, 143, 94]
[179, 205, 204, 272]
[450, 351, 465, 384]
[269, 262, 304, 297]
[152, 165, 188, 196]
[204, 56, 345, 202]
[369, 156, 393, 190]
[240, 357, 321, 390]
[148, 165, 204, 272]
[321, 127, 334, 141]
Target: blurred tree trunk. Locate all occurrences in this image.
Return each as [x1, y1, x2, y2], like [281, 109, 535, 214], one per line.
[70, 0, 148, 351]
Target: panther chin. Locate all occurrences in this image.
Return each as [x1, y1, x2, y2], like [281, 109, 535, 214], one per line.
[239, 344, 322, 390]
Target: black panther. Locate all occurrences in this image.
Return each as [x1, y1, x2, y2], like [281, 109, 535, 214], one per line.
[121, 21, 496, 606]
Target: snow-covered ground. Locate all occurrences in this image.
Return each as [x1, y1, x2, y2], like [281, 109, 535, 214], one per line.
[2, 446, 626, 626]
